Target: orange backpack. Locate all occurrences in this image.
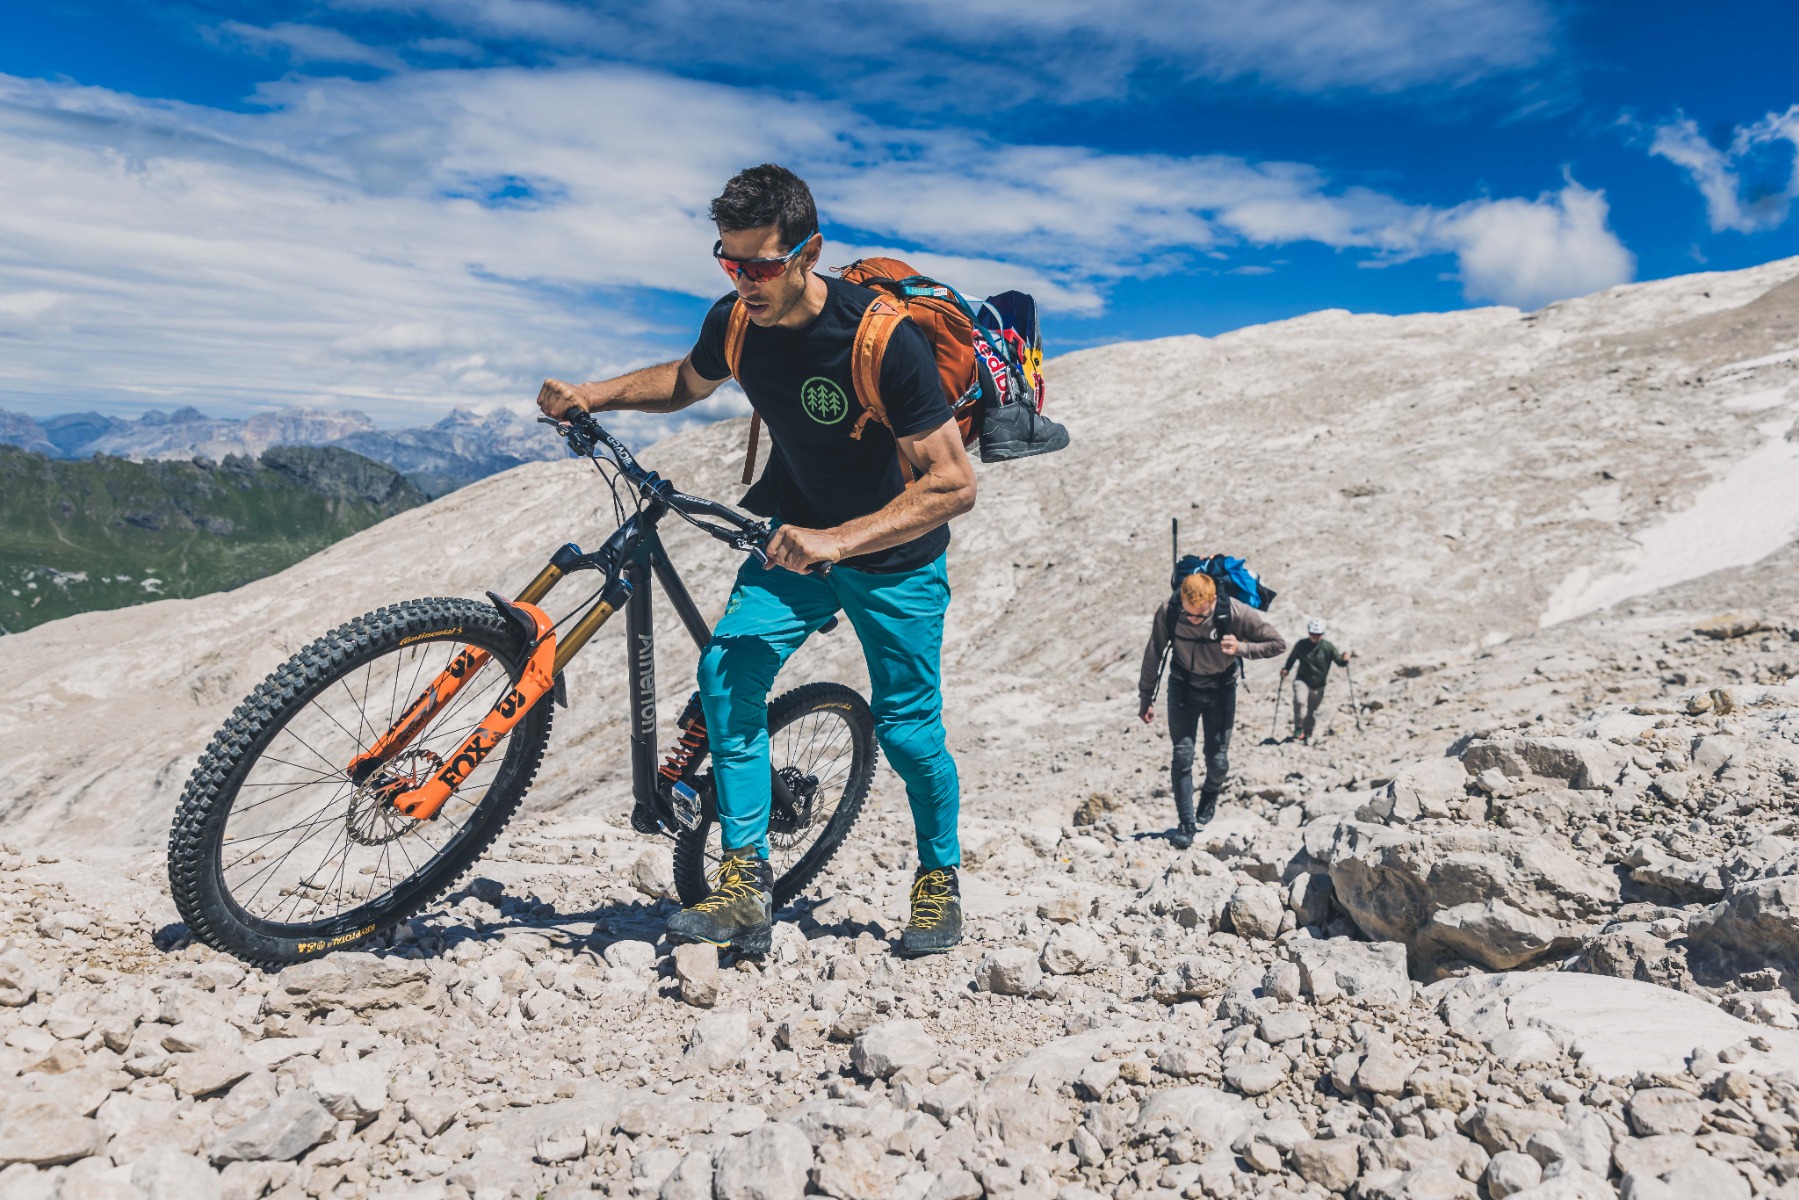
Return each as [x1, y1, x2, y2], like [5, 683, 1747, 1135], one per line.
[726, 257, 1033, 484]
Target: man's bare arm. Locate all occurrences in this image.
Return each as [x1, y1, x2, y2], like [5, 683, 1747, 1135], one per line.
[537, 356, 725, 418]
[764, 418, 976, 572]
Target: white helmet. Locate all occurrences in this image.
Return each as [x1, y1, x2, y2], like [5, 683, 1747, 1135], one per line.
[1307, 618, 1327, 635]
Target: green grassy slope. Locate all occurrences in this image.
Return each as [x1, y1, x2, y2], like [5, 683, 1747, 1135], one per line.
[0, 445, 427, 633]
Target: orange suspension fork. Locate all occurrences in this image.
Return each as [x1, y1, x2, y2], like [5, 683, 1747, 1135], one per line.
[347, 646, 492, 785]
[390, 598, 558, 820]
[347, 560, 565, 788]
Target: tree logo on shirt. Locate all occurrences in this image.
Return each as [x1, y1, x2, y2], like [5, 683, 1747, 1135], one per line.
[799, 376, 850, 426]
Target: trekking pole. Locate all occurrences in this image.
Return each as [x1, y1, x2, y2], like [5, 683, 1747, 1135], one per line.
[1269, 678, 1284, 739]
[1345, 663, 1364, 732]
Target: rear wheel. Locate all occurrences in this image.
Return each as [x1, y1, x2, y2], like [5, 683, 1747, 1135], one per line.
[167, 597, 553, 967]
[672, 682, 876, 909]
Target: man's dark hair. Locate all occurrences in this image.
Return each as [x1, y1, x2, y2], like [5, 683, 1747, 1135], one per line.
[710, 164, 818, 252]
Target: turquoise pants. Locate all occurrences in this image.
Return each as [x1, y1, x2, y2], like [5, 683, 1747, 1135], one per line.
[695, 553, 961, 869]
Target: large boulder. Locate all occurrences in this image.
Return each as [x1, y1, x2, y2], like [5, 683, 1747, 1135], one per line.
[1285, 938, 1410, 1007]
[265, 953, 435, 1015]
[1329, 826, 1618, 974]
[1363, 756, 1470, 824]
[1460, 736, 1619, 792]
[1686, 877, 1799, 994]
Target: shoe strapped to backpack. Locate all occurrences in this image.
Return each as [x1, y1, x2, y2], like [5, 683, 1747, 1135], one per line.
[897, 865, 964, 957]
[665, 848, 775, 955]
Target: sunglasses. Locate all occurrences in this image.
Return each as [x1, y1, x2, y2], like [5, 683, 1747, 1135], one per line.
[713, 233, 816, 283]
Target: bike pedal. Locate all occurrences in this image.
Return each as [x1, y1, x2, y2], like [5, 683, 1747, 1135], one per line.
[667, 781, 703, 832]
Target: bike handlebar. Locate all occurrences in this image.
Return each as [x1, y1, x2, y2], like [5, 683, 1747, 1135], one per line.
[541, 410, 831, 575]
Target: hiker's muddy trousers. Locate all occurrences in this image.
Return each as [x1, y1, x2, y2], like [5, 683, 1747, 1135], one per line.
[696, 552, 961, 870]
[1168, 678, 1235, 823]
[1293, 682, 1326, 739]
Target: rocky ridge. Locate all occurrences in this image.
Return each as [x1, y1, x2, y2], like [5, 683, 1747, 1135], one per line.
[0, 258, 1798, 1199]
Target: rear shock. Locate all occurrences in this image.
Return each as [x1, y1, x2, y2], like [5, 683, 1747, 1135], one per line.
[633, 691, 708, 834]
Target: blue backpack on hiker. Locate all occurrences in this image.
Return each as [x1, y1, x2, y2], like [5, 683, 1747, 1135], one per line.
[1170, 554, 1277, 611]
[1149, 521, 1278, 703]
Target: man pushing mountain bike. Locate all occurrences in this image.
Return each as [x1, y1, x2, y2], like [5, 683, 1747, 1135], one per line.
[537, 164, 976, 957]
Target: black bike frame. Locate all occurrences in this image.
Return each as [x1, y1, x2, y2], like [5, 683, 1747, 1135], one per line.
[498, 411, 815, 824]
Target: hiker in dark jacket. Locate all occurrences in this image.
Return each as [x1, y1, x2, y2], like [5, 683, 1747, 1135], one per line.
[1281, 618, 1352, 743]
[1138, 573, 1287, 847]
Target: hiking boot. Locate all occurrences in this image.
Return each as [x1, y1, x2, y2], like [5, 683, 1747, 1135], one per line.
[1195, 792, 1219, 825]
[979, 400, 1070, 463]
[665, 848, 774, 955]
[897, 866, 963, 957]
[1170, 823, 1196, 850]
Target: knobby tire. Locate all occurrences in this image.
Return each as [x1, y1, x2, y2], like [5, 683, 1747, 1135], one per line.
[167, 597, 552, 968]
[672, 682, 877, 909]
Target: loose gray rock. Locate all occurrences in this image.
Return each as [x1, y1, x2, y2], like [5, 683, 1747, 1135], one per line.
[974, 947, 1042, 996]
[1222, 1059, 1285, 1096]
[1612, 1133, 1695, 1179]
[712, 1122, 811, 1200]
[926, 1170, 982, 1200]
[309, 1059, 387, 1124]
[631, 847, 677, 899]
[164, 1050, 255, 1099]
[0, 949, 40, 1007]
[1484, 1150, 1542, 1199]
[1039, 924, 1103, 975]
[602, 939, 658, 972]
[1148, 953, 1232, 1003]
[685, 1010, 754, 1072]
[210, 1088, 337, 1163]
[851, 1019, 939, 1079]
[1625, 1088, 1704, 1137]
[1227, 884, 1285, 940]
[131, 1151, 221, 1200]
[1354, 1040, 1416, 1095]
[1257, 1010, 1311, 1044]
[0, 1099, 104, 1167]
[1661, 1155, 1749, 1200]
[672, 942, 720, 1008]
[404, 1094, 459, 1139]
[265, 953, 433, 1015]
[1287, 938, 1410, 1007]
[1289, 1138, 1362, 1192]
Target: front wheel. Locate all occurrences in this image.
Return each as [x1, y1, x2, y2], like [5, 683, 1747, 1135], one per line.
[167, 597, 553, 967]
[673, 682, 877, 908]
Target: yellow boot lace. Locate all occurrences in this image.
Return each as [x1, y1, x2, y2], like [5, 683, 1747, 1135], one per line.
[690, 852, 765, 914]
[909, 869, 954, 930]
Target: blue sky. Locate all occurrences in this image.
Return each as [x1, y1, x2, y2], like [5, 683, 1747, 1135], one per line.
[1, 0, 1796, 425]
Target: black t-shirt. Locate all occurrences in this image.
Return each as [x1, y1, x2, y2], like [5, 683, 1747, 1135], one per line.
[689, 276, 954, 573]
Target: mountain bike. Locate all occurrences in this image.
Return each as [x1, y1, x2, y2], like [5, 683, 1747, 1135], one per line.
[168, 411, 877, 967]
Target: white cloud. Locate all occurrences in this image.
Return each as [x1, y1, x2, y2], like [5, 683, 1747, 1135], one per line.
[334, 0, 1557, 101]
[0, 62, 1628, 424]
[212, 22, 409, 71]
[1651, 107, 1799, 234]
[1425, 181, 1636, 311]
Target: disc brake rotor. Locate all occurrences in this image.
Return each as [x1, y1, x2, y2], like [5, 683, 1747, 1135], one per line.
[346, 748, 442, 846]
[769, 765, 820, 848]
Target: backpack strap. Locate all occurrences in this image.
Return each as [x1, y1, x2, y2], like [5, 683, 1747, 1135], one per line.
[849, 296, 917, 482]
[1213, 594, 1245, 682]
[726, 301, 763, 485]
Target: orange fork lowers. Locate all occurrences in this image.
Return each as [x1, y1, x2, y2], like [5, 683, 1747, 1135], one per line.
[347, 646, 494, 786]
[383, 600, 559, 821]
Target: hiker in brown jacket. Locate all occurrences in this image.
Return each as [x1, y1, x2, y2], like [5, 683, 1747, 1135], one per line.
[1138, 572, 1287, 847]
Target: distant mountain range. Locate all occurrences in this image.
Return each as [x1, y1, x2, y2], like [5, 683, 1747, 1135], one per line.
[0, 444, 428, 634]
[0, 405, 564, 496]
